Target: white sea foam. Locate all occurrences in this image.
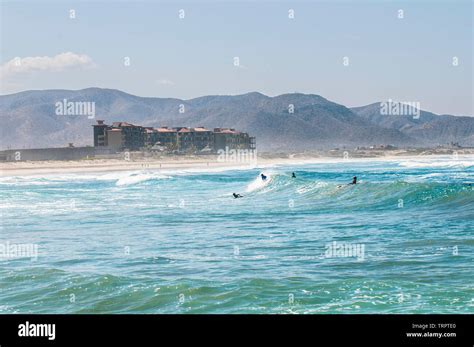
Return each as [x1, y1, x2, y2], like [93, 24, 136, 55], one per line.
[115, 172, 170, 186]
[163, 164, 258, 176]
[398, 160, 474, 169]
[246, 173, 272, 192]
[0, 174, 98, 185]
[96, 171, 138, 181]
[296, 181, 328, 194]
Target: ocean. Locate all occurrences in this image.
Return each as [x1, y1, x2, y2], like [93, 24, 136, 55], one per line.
[0, 156, 473, 313]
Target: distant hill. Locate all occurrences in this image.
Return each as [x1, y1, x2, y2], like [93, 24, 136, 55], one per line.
[351, 103, 474, 147]
[1, 88, 472, 151]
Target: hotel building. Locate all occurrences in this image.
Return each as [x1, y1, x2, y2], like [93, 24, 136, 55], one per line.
[93, 121, 255, 153]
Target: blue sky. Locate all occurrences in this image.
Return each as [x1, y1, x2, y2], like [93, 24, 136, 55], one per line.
[1, 0, 472, 115]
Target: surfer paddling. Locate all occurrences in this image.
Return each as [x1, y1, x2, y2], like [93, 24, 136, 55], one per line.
[337, 176, 357, 188]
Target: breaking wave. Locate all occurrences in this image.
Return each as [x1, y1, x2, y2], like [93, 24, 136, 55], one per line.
[115, 172, 171, 186]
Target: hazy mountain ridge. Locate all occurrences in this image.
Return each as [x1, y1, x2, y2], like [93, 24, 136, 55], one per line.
[351, 103, 474, 147]
[1, 88, 472, 150]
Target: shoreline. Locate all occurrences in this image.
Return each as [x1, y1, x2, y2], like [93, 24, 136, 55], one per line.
[1, 152, 473, 177]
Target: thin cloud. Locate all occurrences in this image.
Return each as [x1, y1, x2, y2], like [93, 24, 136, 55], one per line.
[0, 52, 96, 78]
[156, 79, 175, 86]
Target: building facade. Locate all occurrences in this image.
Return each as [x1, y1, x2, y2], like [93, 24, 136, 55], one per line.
[214, 128, 256, 151]
[93, 121, 255, 153]
[111, 122, 146, 150]
[93, 120, 108, 147]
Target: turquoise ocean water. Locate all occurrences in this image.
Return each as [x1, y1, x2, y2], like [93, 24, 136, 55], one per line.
[0, 156, 473, 313]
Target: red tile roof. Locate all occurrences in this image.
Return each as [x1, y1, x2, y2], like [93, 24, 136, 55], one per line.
[156, 128, 177, 133]
[216, 129, 240, 134]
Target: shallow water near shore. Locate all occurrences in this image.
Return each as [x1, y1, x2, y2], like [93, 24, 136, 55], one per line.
[0, 157, 473, 313]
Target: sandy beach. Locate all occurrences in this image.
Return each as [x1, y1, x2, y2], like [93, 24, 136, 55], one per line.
[1, 150, 473, 177]
[0, 157, 246, 177]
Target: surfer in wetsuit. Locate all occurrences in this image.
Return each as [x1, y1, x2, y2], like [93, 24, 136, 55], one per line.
[337, 176, 357, 188]
[233, 193, 243, 198]
[261, 174, 267, 181]
[292, 172, 296, 178]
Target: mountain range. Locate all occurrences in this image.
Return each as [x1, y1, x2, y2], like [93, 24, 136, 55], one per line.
[1, 88, 473, 151]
